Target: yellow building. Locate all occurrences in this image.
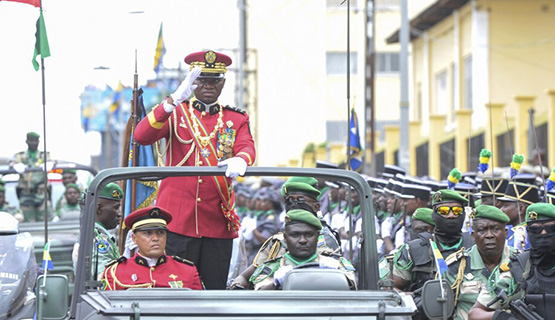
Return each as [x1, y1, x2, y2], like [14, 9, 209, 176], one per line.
[383, 0, 555, 180]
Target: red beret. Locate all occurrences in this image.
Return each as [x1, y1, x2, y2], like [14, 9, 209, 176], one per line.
[124, 206, 172, 231]
[184, 50, 232, 77]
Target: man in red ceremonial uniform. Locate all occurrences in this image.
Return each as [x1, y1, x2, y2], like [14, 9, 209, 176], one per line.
[134, 50, 256, 289]
[101, 206, 203, 290]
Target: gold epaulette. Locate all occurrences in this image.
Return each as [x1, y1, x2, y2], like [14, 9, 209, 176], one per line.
[499, 261, 510, 272]
[172, 255, 195, 266]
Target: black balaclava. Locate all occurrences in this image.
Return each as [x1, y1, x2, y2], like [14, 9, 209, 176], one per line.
[432, 208, 466, 246]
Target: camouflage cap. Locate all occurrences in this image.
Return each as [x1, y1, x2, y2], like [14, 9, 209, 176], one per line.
[526, 203, 555, 222]
[412, 208, 434, 226]
[98, 183, 124, 201]
[432, 189, 469, 206]
[472, 205, 510, 224]
[285, 209, 322, 230]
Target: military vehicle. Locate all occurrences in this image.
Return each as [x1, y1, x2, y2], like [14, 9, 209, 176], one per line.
[37, 166, 419, 319]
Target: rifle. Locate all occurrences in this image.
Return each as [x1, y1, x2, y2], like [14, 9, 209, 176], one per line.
[509, 300, 543, 320]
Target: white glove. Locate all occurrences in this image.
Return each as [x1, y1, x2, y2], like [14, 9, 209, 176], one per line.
[319, 256, 340, 269]
[218, 157, 247, 178]
[165, 66, 202, 112]
[273, 265, 293, 288]
[123, 231, 138, 258]
[44, 161, 55, 172]
[13, 163, 26, 174]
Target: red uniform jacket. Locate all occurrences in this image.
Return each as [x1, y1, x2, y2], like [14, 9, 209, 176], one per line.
[101, 254, 203, 290]
[134, 100, 256, 239]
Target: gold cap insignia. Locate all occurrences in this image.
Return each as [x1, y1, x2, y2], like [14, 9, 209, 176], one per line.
[112, 190, 121, 198]
[529, 211, 538, 220]
[204, 50, 217, 67]
[432, 192, 442, 203]
[150, 208, 161, 217]
[469, 208, 476, 219]
[284, 216, 291, 223]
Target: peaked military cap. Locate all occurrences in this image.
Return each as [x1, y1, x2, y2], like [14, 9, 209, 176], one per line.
[125, 206, 173, 231]
[479, 177, 509, 198]
[412, 208, 435, 226]
[544, 189, 555, 205]
[26, 131, 40, 139]
[98, 183, 124, 201]
[401, 183, 432, 201]
[367, 176, 388, 194]
[432, 189, 469, 206]
[423, 180, 441, 193]
[285, 209, 322, 230]
[185, 50, 231, 78]
[381, 165, 406, 179]
[472, 205, 510, 224]
[498, 175, 539, 205]
[526, 203, 555, 222]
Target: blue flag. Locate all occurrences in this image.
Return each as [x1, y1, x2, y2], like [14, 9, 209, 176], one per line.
[124, 93, 158, 218]
[153, 23, 166, 74]
[348, 108, 363, 172]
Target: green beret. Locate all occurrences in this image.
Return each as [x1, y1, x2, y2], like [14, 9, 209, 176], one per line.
[0, 185, 5, 193]
[62, 169, 77, 175]
[412, 208, 434, 226]
[432, 189, 469, 206]
[526, 203, 555, 222]
[285, 209, 322, 230]
[285, 176, 318, 188]
[0, 179, 5, 186]
[27, 131, 40, 139]
[473, 205, 509, 224]
[99, 183, 124, 201]
[474, 198, 482, 206]
[281, 180, 320, 199]
[65, 183, 80, 192]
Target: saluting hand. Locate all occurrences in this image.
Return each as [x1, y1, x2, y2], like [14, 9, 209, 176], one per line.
[165, 66, 202, 112]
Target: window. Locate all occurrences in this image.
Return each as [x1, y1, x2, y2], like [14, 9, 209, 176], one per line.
[463, 55, 472, 109]
[326, 52, 358, 75]
[376, 52, 399, 73]
[436, 70, 448, 114]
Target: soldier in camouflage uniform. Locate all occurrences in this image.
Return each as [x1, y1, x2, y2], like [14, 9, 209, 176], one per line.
[54, 169, 79, 214]
[249, 209, 356, 290]
[0, 182, 23, 221]
[54, 183, 81, 221]
[444, 205, 517, 320]
[11, 132, 51, 222]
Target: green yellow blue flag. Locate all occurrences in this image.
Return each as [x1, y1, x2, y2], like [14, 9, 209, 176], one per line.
[32, 9, 50, 71]
[429, 239, 447, 277]
[153, 22, 166, 74]
[42, 241, 54, 270]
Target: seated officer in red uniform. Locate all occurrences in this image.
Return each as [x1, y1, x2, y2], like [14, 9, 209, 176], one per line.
[134, 49, 256, 289]
[101, 206, 203, 290]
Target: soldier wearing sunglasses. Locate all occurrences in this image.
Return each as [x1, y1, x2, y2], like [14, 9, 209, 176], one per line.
[469, 203, 555, 320]
[392, 189, 474, 292]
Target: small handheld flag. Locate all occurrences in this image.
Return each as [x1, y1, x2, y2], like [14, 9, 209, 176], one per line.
[429, 240, 448, 277]
[447, 168, 462, 189]
[547, 166, 555, 191]
[42, 241, 54, 270]
[510, 154, 525, 179]
[478, 149, 492, 173]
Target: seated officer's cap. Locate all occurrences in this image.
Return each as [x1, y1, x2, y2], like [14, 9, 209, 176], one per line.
[412, 208, 435, 226]
[281, 177, 321, 200]
[98, 183, 124, 201]
[185, 50, 232, 79]
[285, 209, 322, 230]
[525, 203, 555, 222]
[472, 205, 510, 224]
[431, 189, 469, 206]
[124, 206, 173, 231]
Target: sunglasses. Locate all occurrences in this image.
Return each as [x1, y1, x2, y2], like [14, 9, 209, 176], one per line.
[194, 78, 224, 86]
[527, 223, 555, 234]
[436, 206, 464, 216]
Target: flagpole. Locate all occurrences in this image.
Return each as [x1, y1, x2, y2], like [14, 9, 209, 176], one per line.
[39, 0, 49, 245]
[346, 0, 351, 171]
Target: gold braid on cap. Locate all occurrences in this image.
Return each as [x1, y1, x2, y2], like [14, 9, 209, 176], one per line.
[189, 61, 228, 74]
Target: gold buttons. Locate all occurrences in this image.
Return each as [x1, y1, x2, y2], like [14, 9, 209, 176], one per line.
[199, 179, 203, 184]
[197, 198, 202, 202]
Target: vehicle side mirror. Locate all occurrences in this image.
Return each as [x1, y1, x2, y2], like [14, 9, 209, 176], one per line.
[420, 279, 454, 320]
[36, 274, 69, 320]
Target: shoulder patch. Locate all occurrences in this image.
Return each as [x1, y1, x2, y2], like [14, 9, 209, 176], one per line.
[105, 256, 126, 268]
[172, 255, 195, 266]
[224, 105, 246, 115]
[499, 261, 510, 272]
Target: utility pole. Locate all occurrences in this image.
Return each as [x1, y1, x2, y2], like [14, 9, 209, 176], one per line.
[364, 0, 376, 176]
[399, 0, 410, 172]
[238, 0, 247, 110]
